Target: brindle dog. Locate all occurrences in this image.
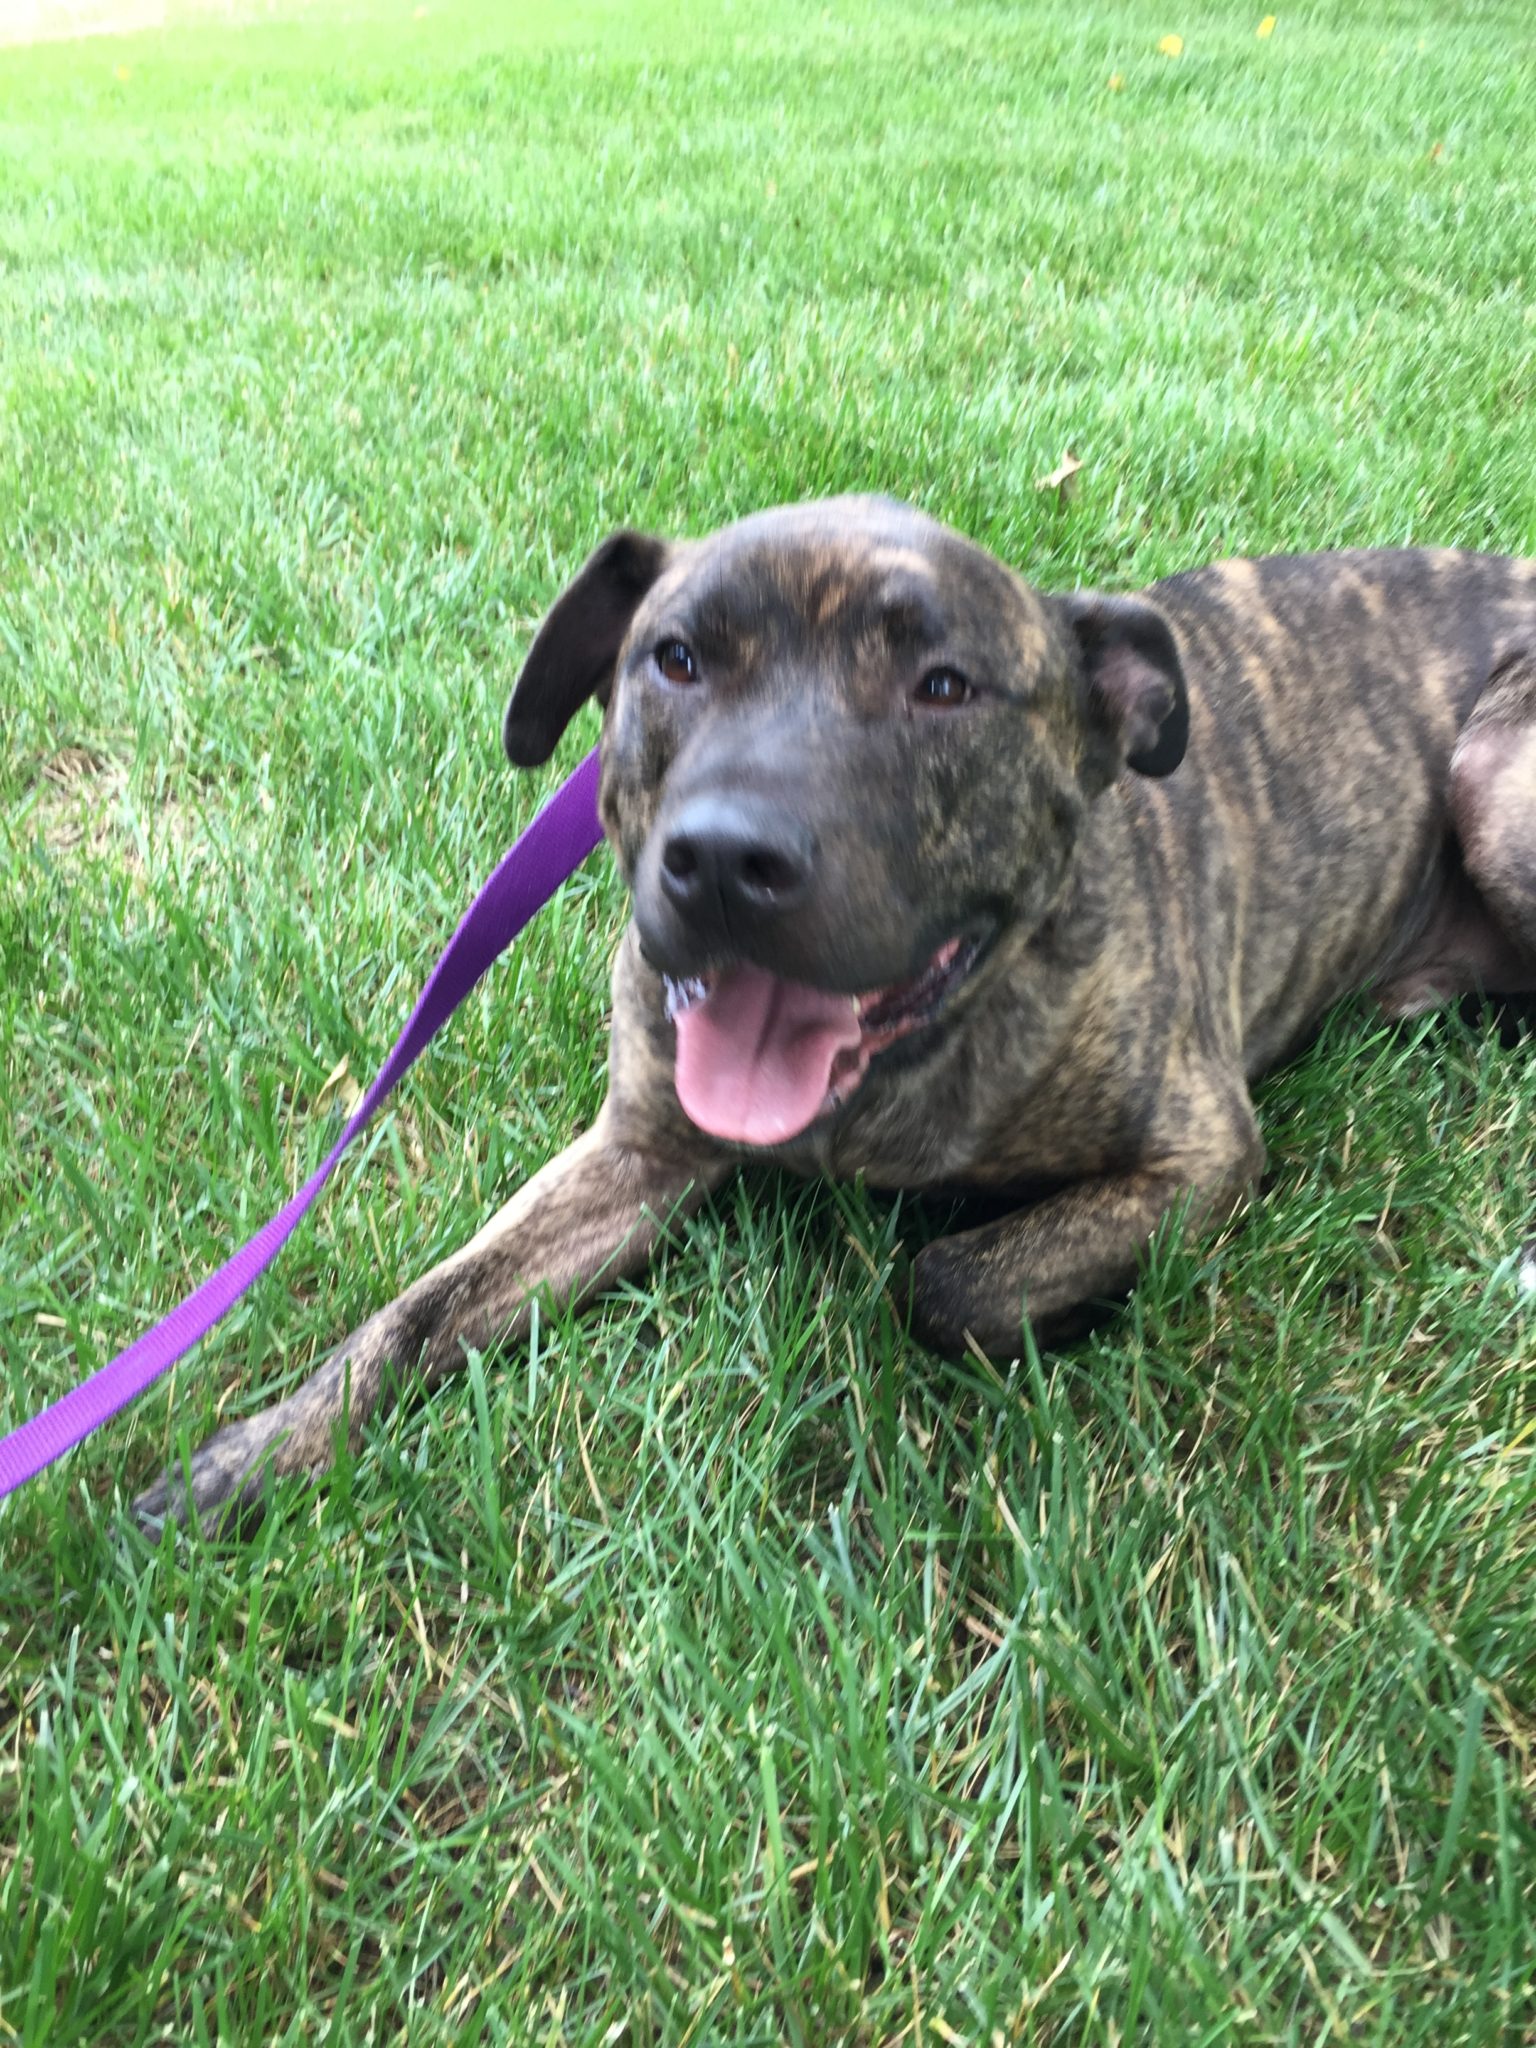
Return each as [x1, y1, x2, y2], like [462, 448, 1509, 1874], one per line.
[135, 497, 1536, 1529]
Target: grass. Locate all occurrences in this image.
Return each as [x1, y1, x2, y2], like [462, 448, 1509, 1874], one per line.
[3, 0, 1536, 2038]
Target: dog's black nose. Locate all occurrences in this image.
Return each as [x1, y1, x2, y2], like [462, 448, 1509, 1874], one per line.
[659, 795, 814, 927]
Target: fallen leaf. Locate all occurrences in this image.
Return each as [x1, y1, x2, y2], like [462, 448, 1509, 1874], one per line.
[1035, 449, 1084, 503]
[316, 1056, 362, 1118]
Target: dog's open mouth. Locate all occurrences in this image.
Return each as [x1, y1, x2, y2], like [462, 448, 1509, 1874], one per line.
[663, 935, 982, 1146]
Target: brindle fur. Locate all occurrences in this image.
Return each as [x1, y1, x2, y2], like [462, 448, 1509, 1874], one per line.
[135, 499, 1536, 1531]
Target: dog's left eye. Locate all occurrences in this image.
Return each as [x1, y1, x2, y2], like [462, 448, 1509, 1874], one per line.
[655, 640, 699, 685]
[915, 667, 971, 707]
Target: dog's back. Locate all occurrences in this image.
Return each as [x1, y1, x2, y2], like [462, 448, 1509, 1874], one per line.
[1145, 548, 1536, 1070]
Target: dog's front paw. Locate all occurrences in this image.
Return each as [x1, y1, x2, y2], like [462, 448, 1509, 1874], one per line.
[911, 1230, 1122, 1360]
[908, 1237, 998, 1357]
[133, 1342, 367, 1538]
[131, 1413, 301, 1538]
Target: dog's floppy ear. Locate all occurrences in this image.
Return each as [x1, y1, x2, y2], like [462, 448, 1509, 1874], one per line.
[503, 530, 670, 768]
[1060, 591, 1189, 778]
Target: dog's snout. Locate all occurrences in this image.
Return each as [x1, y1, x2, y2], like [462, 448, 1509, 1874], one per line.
[659, 795, 814, 925]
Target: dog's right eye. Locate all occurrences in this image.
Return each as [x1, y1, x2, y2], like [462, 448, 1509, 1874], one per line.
[655, 640, 699, 685]
[915, 666, 971, 707]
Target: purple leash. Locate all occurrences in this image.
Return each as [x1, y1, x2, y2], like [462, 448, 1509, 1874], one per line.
[0, 750, 604, 1503]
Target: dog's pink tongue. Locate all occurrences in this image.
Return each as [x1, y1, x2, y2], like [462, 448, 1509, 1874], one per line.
[674, 965, 861, 1145]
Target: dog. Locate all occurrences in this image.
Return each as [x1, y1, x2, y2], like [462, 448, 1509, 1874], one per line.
[134, 496, 1536, 1529]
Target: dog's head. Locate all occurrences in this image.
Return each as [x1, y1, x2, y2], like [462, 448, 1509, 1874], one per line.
[503, 497, 1187, 1146]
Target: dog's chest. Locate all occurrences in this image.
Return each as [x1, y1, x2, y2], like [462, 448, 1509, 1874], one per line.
[769, 1003, 1153, 1192]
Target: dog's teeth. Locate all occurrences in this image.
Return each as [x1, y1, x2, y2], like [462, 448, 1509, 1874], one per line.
[663, 975, 709, 1021]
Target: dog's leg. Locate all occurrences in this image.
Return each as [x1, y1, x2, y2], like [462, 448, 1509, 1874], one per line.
[133, 1105, 728, 1532]
[910, 1085, 1264, 1356]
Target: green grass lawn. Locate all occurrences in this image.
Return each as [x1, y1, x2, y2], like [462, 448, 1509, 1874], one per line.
[3, 0, 1536, 2038]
